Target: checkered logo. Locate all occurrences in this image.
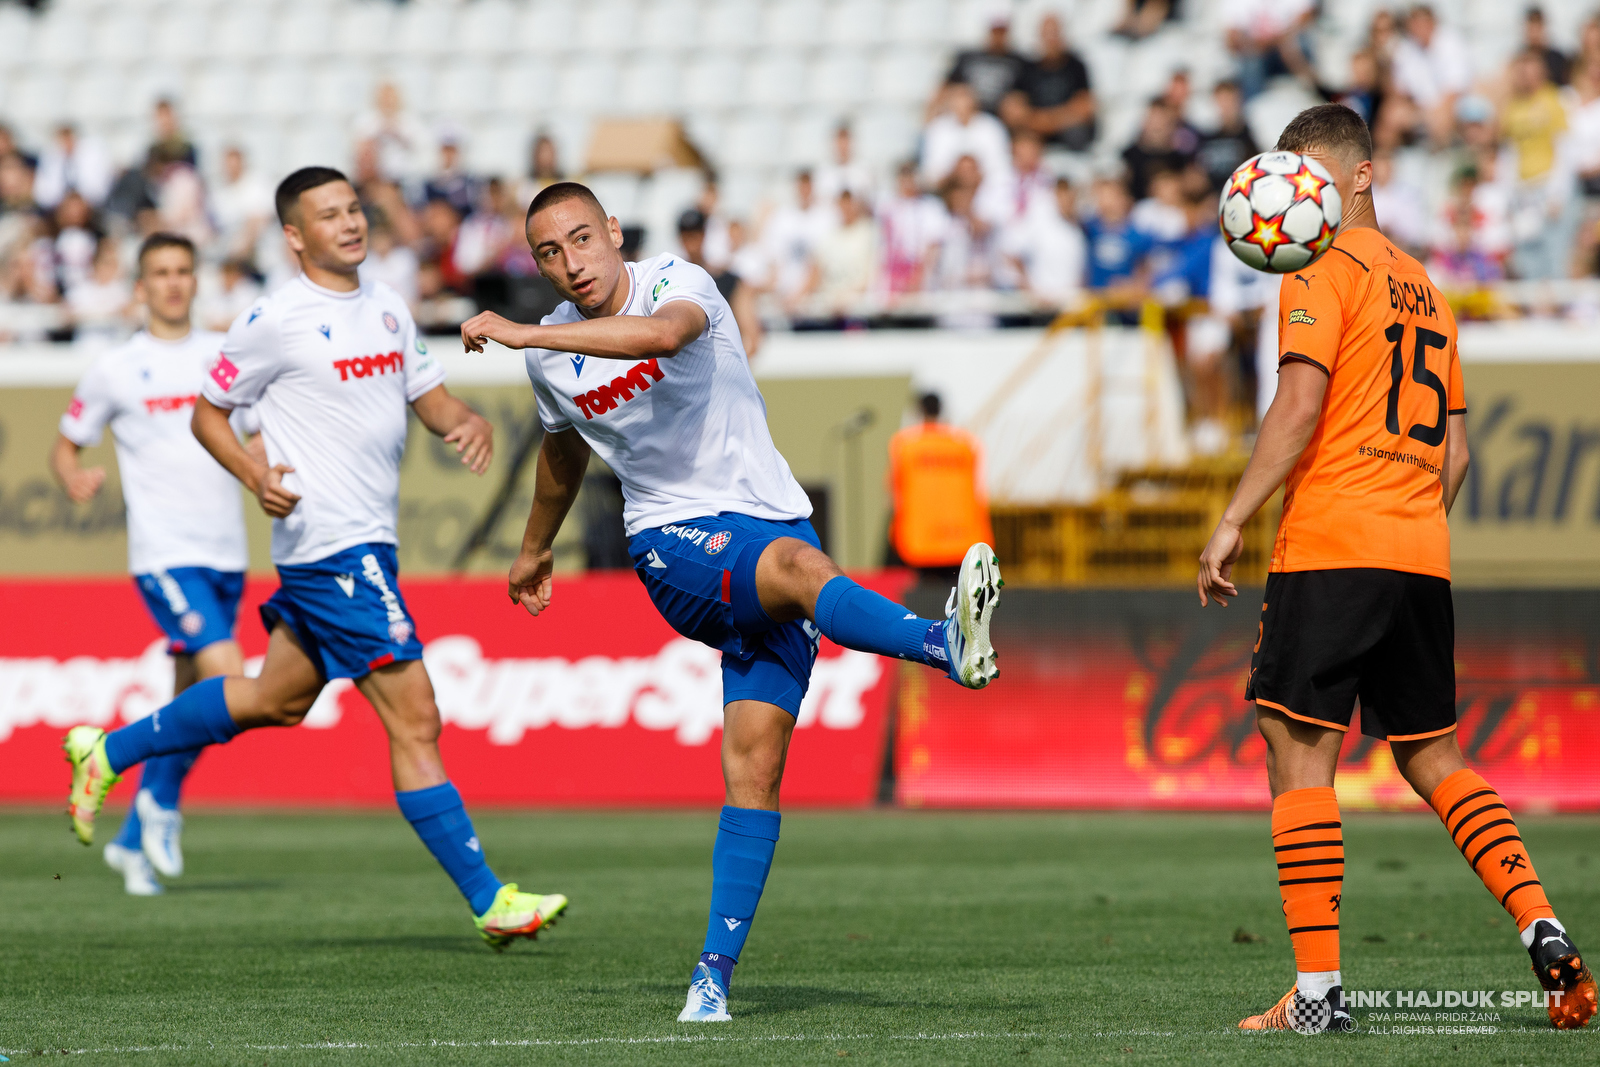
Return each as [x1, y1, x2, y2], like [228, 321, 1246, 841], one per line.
[179, 611, 205, 637]
[1289, 990, 1332, 1035]
[704, 531, 731, 555]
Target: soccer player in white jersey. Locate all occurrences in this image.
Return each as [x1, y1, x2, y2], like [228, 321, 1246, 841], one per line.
[458, 182, 1003, 1021]
[61, 168, 569, 948]
[51, 233, 253, 896]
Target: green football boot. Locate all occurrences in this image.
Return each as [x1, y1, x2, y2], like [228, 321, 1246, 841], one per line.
[63, 725, 120, 846]
[474, 883, 569, 951]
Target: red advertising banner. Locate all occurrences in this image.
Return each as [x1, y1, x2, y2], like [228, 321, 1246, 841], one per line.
[896, 589, 1600, 812]
[0, 572, 907, 807]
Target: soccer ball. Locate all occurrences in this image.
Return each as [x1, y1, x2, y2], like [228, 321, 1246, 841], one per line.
[1218, 151, 1342, 273]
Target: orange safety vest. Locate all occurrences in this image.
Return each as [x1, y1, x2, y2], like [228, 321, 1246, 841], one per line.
[887, 422, 994, 568]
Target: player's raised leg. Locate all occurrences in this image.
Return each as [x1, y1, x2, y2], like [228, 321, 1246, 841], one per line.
[1393, 732, 1598, 1029]
[755, 536, 1002, 690]
[681, 700, 791, 1021]
[356, 656, 567, 950]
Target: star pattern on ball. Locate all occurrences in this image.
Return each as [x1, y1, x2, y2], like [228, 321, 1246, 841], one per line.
[1227, 160, 1265, 198]
[1290, 167, 1330, 204]
[1309, 219, 1338, 257]
[1243, 214, 1293, 259]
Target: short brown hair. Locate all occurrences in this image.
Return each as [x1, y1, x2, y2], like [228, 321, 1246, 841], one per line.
[1276, 103, 1373, 166]
[526, 181, 606, 226]
[137, 232, 195, 274]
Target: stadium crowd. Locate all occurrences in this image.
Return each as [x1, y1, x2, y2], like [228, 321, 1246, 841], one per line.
[4, 2, 1600, 368]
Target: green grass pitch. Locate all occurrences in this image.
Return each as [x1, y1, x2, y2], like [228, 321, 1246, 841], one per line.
[1, 809, 1596, 1065]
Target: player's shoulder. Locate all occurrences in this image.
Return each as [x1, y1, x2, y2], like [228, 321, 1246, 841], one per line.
[639, 252, 714, 292]
[361, 277, 414, 319]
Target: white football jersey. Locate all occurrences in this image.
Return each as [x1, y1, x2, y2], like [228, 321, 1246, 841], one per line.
[201, 275, 444, 566]
[523, 254, 811, 536]
[60, 329, 250, 576]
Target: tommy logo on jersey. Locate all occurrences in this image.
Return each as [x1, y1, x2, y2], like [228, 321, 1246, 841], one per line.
[144, 394, 199, 414]
[333, 351, 404, 381]
[571, 358, 664, 420]
[209, 353, 240, 392]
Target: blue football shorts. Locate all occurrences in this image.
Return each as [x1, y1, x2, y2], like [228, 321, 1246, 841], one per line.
[134, 567, 245, 656]
[628, 513, 823, 717]
[259, 542, 424, 681]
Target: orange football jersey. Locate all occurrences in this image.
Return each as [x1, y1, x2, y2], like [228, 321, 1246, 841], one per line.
[1271, 227, 1465, 580]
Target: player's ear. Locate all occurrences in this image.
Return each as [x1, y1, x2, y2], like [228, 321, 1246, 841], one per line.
[282, 222, 305, 255]
[1352, 158, 1374, 197]
[608, 215, 624, 250]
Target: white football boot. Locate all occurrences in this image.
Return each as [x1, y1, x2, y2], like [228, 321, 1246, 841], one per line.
[677, 961, 733, 1022]
[942, 542, 1003, 689]
[136, 789, 184, 878]
[104, 842, 163, 896]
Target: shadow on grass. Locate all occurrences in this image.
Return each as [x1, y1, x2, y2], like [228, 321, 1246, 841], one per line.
[298, 935, 516, 955]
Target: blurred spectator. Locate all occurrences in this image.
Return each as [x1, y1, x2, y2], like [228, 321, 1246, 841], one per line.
[66, 236, 131, 346]
[197, 257, 262, 332]
[1001, 177, 1086, 307]
[452, 178, 516, 281]
[0, 123, 37, 170]
[35, 124, 114, 209]
[931, 162, 996, 292]
[725, 219, 767, 293]
[887, 392, 993, 574]
[1196, 80, 1260, 190]
[148, 99, 197, 168]
[1392, 5, 1474, 145]
[1003, 13, 1096, 153]
[1122, 100, 1194, 200]
[1335, 49, 1384, 129]
[424, 132, 481, 219]
[763, 170, 831, 311]
[210, 147, 274, 264]
[1131, 168, 1189, 242]
[52, 191, 100, 294]
[1429, 213, 1505, 290]
[1158, 70, 1203, 156]
[1223, 0, 1315, 100]
[1207, 225, 1278, 423]
[1150, 192, 1225, 453]
[359, 220, 421, 308]
[353, 82, 429, 184]
[1504, 46, 1575, 279]
[1082, 176, 1152, 318]
[1568, 56, 1600, 272]
[814, 191, 878, 314]
[1370, 153, 1429, 258]
[154, 151, 211, 247]
[922, 82, 1013, 194]
[815, 123, 874, 206]
[939, 8, 1026, 117]
[678, 208, 761, 357]
[1433, 163, 1512, 266]
[998, 130, 1055, 226]
[517, 133, 564, 210]
[694, 177, 734, 273]
[421, 197, 467, 295]
[1523, 6, 1570, 87]
[1113, 0, 1179, 41]
[878, 161, 947, 295]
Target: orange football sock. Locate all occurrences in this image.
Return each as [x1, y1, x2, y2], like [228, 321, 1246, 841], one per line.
[1273, 786, 1343, 973]
[1430, 768, 1555, 931]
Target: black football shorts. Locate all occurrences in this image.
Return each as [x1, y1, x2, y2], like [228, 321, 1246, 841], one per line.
[1245, 568, 1456, 741]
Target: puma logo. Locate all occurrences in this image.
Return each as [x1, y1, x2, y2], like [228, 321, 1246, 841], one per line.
[1293, 273, 1314, 289]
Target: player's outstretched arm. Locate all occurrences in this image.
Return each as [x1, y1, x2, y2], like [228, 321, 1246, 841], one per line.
[192, 395, 301, 518]
[48, 434, 105, 503]
[410, 384, 493, 475]
[460, 301, 708, 363]
[508, 428, 591, 618]
[1197, 361, 1328, 607]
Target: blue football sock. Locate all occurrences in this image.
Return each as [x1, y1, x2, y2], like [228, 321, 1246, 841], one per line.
[139, 750, 202, 809]
[395, 782, 503, 916]
[103, 678, 237, 774]
[111, 805, 142, 850]
[701, 806, 781, 965]
[695, 951, 735, 991]
[812, 576, 945, 666]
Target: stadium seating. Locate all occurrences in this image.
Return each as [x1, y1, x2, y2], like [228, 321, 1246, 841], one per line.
[0, 0, 1545, 228]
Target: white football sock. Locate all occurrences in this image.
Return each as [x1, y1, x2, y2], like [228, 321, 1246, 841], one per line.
[1297, 969, 1341, 1001]
[1521, 915, 1566, 950]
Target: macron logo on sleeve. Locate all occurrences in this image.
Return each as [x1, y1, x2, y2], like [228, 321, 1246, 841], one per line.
[209, 353, 240, 392]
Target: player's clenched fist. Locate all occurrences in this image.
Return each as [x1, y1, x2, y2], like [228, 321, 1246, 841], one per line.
[255, 463, 301, 518]
[507, 547, 554, 617]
